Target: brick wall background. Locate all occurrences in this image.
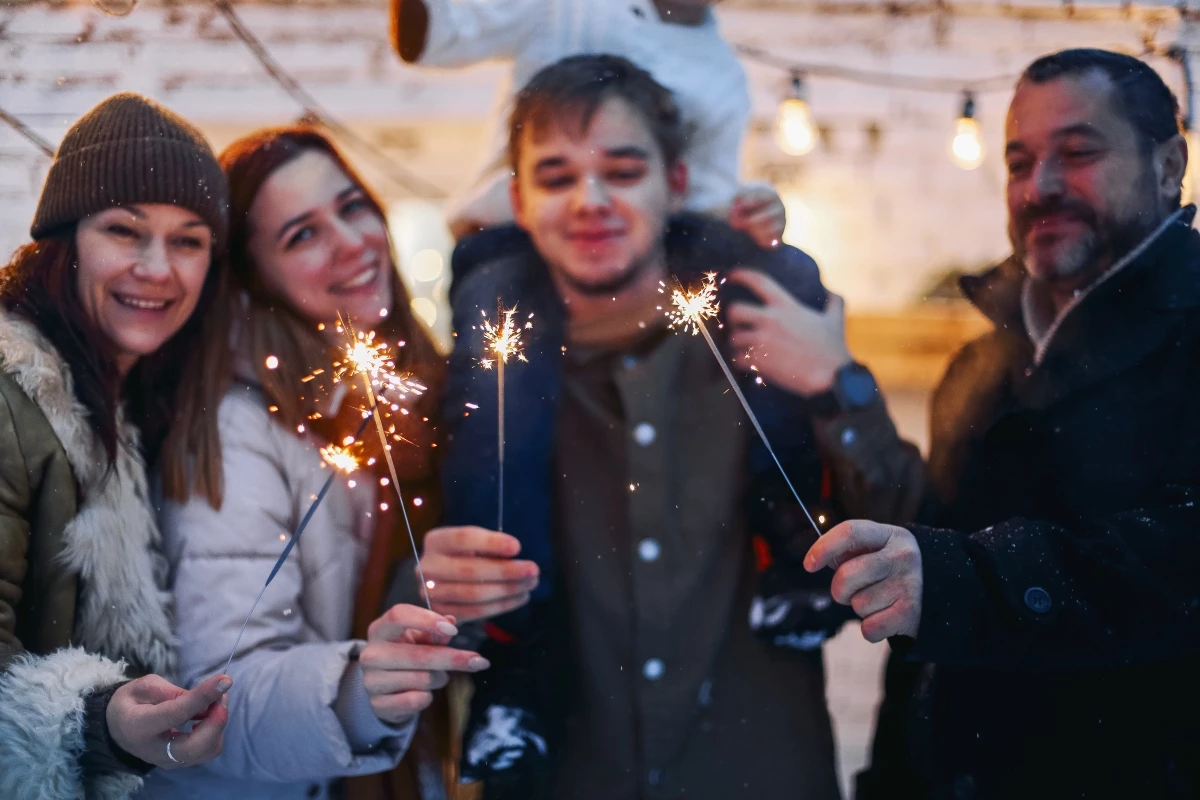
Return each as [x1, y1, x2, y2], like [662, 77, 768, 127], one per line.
[4, 0, 1196, 326]
[3, 2, 1196, 791]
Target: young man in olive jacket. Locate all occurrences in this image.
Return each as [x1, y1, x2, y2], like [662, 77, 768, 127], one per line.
[417, 55, 925, 799]
[801, 49, 1200, 798]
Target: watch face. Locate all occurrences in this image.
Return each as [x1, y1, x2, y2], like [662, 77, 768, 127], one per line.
[841, 368, 878, 407]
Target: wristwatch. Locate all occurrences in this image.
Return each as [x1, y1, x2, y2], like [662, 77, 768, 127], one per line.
[807, 362, 879, 416]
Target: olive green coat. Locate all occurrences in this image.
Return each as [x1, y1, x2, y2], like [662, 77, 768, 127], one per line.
[0, 308, 175, 800]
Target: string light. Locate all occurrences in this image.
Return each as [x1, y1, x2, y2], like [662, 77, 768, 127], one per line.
[948, 91, 986, 170]
[776, 73, 819, 157]
[91, 0, 137, 16]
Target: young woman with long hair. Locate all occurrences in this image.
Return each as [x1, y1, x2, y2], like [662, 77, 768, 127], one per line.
[0, 92, 234, 800]
[139, 126, 487, 800]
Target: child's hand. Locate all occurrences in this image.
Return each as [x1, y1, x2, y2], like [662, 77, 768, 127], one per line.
[729, 182, 787, 249]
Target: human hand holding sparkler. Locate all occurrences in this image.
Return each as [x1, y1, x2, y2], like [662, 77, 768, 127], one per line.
[726, 269, 851, 397]
[107, 672, 232, 769]
[805, 520, 923, 642]
[360, 603, 491, 724]
[417, 527, 540, 622]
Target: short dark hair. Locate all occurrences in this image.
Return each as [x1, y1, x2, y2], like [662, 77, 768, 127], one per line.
[508, 54, 686, 172]
[1021, 48, 1182, 152]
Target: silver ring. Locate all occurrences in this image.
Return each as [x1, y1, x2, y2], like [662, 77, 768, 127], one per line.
[166, 738, 183, 765]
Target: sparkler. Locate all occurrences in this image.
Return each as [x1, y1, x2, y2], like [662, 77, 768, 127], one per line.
[478, 304, 531, 532]
[335, 315, 433, 611]
[223, 413, 371, 674]
[662, 272, 823, 538]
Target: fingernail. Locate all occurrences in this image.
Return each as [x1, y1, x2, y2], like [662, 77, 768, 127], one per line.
[436, 621, 459, 637]
[468, 656, 491, 671]
[217, 678, 233, 694]
[221, 695, 229, 708]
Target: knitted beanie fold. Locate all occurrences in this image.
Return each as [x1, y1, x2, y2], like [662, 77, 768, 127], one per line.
[30, 92, 229, 252]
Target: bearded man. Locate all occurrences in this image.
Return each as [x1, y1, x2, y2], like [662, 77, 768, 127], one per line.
[796, 48, 1200, 799]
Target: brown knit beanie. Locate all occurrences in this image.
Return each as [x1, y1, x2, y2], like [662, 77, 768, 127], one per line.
[30, 92, 229, 252]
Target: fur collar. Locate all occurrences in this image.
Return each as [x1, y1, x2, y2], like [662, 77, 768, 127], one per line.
[0, 308, 175, 676]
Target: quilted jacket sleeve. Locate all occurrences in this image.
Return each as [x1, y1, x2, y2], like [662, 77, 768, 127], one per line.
[161, 389, 414, 782]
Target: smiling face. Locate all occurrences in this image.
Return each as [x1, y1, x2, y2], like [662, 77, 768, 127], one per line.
[246, 149, 394, 329]
[511, 95, 688, 301]
[74, 203, 213, 376]
[1005, 69, 1185, 291]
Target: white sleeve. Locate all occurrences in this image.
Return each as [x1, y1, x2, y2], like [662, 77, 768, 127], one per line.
[161, 396, 411, 782]
[418, 0, 545, 67]
[682, 105, 747, 214]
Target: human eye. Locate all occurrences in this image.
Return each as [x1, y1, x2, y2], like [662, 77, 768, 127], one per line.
[285, 225, 317, 249]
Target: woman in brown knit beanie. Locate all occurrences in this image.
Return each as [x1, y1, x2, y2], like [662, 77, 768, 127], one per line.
[0, 92, 235, 800]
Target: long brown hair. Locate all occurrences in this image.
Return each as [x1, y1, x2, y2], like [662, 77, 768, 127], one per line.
[0, 228, 229, 483]
[179, 125, 444, 508]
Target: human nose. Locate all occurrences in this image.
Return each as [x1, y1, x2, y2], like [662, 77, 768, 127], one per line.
[1030, 155, 1066, 204]
[330, 216, 367, 259]
[132, 236, 171, 281]
[571, 174, 610, 213]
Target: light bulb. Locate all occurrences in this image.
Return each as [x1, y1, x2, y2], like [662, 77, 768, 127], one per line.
[948, 92, 985, 170]
[776, 75, 818, 157]
[91, 0, 137, 16]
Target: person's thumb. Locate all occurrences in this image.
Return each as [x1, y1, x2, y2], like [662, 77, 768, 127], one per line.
[140, 674, 233, 733]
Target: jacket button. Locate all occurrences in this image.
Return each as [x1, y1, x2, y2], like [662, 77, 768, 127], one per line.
[638, 538, 661, 563]
[1024, 586, 1052, 614]
[840, 427, 856, 446]
[633, 422, 656, 446]
[643, 658, 665, 680]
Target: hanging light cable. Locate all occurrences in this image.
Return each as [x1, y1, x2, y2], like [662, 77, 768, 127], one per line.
[776, 72, 819, 157]
[948, 90, 985, 170]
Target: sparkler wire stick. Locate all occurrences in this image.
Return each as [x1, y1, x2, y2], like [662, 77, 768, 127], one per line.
[479, 304, 529, 533]
[666, 273, 822, 538]
[332, 313, 433, 610]
[223, 413, 372, 674]
[695, 321, 823, 538]
[360, 370, 434, 611]
[497, 358, 505, 533]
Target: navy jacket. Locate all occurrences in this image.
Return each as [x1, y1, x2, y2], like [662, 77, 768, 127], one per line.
[440, 215, 832, 606]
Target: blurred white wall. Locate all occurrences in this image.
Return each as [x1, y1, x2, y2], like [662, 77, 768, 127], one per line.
[3, 0, 1196, 317]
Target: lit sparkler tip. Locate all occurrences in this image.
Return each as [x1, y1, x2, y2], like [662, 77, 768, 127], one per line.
[665, 272, 720, 335]
[480, 304, 529, 367]
[319, 443, 361, 474]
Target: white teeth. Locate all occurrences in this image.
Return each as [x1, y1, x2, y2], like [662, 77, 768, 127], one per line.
[337, 266, 378, 291]
[115, 295, 169, 311]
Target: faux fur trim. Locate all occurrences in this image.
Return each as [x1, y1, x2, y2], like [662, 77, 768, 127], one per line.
[0, 309, 175, 676]
[0, 647, 143, 800]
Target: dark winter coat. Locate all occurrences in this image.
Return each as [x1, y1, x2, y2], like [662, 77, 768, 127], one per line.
[441, 216, 924, 798]
[860, 207, 1200, 800]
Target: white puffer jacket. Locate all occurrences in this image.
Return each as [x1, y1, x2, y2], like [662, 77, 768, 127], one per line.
[138, 381, 414, 800]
